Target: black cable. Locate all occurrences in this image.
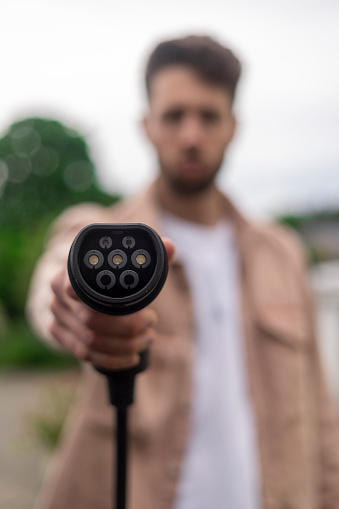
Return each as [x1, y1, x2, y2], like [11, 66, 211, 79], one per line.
[116, 406, 128, 509]
[98, 353, 149, 509]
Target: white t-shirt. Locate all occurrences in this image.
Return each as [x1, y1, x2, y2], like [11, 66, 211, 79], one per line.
[162, 213, 261, 509]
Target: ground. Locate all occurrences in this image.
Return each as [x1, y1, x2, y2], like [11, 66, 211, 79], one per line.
[0, 369, 79, 509]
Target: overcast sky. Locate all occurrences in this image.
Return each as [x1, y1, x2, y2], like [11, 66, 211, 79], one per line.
[1, 0, 338, 217]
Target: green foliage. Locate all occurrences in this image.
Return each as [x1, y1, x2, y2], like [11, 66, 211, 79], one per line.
[0, 222, 47, 316]
[278, 211, 339, 230]
[31, 407, 65, 450]
[27, 375, 79, 449]
[0, 117, 117, 228]
[0, 117, 120, 367]
[278, 214, 305, 230]
[0, 117, 120, 316]
[278, 210, 339, 264]
[0, 319, 77, 369]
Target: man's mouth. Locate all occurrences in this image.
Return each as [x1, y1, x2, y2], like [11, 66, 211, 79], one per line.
[179, 160, 205, 175]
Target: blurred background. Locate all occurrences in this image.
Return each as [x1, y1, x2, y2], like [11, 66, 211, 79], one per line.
[0, 0, 338, 508]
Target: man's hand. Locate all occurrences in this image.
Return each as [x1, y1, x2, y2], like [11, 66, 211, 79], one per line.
[49, 238, 175, 370]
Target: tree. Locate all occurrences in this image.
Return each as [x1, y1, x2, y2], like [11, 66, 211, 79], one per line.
[0, 117, 116, 228]
[0, 117, 119, 316]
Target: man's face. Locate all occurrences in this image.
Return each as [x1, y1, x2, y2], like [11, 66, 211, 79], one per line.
[143, 65, 236, 195]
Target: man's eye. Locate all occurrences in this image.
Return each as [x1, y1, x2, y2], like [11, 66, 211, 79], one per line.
[201, 111, 220, 123]
[163, 110, 183, 123]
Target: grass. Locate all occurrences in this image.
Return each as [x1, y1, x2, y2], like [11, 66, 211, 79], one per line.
[0, 319, 80, 450]
[28, 379, 78, 449]
[0, 319, 78, 370]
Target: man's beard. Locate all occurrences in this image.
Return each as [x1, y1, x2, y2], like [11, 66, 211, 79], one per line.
[159, 152, 225, 196]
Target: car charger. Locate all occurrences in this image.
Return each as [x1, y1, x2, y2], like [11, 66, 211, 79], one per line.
[68, 222, 168, 406]
[67, 223, 169, 509]
[68, 223, 168, 316]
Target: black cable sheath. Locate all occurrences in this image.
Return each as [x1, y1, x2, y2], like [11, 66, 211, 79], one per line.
[116, 406, 128, 509]
[97, 352, 149, 509]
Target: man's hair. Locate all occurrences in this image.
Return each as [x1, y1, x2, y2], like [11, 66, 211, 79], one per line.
[145, 35, 242, 100]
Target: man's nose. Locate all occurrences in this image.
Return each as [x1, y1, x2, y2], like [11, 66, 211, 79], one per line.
[179, 116, 204, 147]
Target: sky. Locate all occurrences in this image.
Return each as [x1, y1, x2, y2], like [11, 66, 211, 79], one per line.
[1, 0, 338, 218]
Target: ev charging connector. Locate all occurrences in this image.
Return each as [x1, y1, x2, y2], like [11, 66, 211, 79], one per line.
[68, 223, 168, 509]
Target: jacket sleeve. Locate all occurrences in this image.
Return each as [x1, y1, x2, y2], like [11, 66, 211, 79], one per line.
[26, 203, 109, 346]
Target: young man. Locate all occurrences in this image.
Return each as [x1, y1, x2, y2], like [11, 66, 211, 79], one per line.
[28, 36, 339, 509]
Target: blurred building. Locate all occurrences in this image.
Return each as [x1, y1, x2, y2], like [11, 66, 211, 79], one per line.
[311, 260, 339, 408]
[301, 218, 339, 261]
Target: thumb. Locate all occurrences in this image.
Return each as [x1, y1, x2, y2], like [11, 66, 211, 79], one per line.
[162, 237, 176, 264]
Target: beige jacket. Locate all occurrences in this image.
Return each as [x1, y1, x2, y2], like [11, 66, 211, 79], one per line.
[27, 183, 339, 509]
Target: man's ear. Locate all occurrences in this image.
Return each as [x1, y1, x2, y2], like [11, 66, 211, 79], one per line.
[225, 113, 237, 146]
[142, 114, 154, 145]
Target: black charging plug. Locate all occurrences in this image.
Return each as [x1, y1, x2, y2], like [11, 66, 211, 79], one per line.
[67, 223, 168, 406]
[68, 223, 168, 509]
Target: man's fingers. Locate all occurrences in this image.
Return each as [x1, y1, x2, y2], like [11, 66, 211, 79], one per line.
[51, 271, 69, 304]
[50, 234, 169, 360]
[80, 307, 158, 337]
[50, 296, 89, 339]
[66, 281, 80, 300]
[51, 270, 80, 309]
[49, 317, 142, 371]
[49, 319, 89, 361]
[84, 327, 155, 356]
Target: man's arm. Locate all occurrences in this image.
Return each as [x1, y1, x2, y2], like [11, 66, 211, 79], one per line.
[26, 203, 174, 369]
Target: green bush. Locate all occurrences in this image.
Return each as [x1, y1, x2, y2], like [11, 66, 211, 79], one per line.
[0, 319, 77, 369]
[0, 117, 120, 368]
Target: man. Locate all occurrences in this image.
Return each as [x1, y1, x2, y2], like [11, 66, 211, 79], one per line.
[27, 36, 339, 509]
